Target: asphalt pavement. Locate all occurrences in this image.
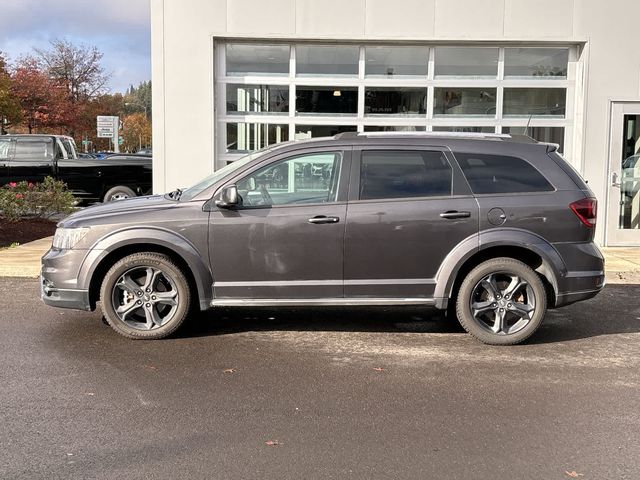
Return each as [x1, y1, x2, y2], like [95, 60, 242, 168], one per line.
[1, 278, 639, 480]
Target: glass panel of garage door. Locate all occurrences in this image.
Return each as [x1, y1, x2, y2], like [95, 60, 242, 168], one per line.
[620, 114, 640, 230]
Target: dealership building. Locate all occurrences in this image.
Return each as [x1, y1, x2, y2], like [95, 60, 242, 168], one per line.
[151, 0, 640, 245]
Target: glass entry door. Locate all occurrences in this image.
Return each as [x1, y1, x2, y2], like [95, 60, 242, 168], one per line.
[607, 102, 640, 245]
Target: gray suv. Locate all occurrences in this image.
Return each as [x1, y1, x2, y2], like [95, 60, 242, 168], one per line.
[40, 132, 604, 345]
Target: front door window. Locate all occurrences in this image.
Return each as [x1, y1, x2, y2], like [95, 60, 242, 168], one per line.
[236, 151, 342, 207]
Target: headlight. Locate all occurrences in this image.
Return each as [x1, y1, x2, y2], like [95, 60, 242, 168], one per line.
[52, 227, 90, 250]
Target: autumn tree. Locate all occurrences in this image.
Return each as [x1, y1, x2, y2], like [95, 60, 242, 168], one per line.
[0, 52, 22, 134]
[11, 59, 73, 134]
[121, 112, 151, 152]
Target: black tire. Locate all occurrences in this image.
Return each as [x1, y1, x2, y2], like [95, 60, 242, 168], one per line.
[455, 257, 547, 345]
[103, 186, 136, 202]
[100, 252, 192, 340]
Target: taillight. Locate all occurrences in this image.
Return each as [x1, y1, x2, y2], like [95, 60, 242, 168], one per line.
[570, 197, 597, 227]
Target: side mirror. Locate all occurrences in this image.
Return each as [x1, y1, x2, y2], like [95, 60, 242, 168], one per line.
[215, 184, 239, 208]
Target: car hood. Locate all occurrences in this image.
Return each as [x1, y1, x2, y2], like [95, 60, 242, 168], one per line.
[59, 195, 178, 227]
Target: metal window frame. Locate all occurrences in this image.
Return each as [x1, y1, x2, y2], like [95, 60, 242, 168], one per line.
[215, 42, 577, 167]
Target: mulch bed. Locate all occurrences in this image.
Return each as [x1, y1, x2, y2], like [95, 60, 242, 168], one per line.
[0, 218, 57, 248]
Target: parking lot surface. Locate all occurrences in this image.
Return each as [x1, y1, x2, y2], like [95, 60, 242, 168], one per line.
[1, 278, 639, 479]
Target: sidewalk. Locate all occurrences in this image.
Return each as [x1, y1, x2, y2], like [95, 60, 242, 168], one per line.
[1, 236, 640, 283]
[0, 237, 52, 277]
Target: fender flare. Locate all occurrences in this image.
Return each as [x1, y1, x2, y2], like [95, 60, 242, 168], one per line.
[434, 228, 566, 308]
[77, 227, 213, 310]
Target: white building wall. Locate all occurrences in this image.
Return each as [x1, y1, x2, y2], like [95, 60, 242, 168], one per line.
[151, 0, 640, 244]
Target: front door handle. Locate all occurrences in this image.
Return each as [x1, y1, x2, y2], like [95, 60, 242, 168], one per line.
[440, 210, 471, 219]
[308, 215, 340, 224]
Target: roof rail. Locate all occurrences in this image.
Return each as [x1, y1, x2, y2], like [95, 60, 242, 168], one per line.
[358, 131, 512, 139]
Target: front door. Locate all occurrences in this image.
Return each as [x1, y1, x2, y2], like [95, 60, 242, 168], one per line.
[606, 101, 640, 245]
[209, 149, 350, 300]
[344, 147, 479, 299]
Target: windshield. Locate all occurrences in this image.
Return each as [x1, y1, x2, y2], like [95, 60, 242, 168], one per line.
[178, 147, 277, 201]
[60, 137, 77, 159]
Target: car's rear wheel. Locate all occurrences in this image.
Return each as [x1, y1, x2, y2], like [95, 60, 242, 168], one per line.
[455, 257, 547, 345]
[103, 186, 136, 202]
[100, 253, 191, 339]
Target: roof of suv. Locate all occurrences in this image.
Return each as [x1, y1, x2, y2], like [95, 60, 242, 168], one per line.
[272, 131, 558, 154]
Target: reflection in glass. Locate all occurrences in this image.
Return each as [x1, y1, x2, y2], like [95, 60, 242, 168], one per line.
[365, 46, 429, 77]
[296, 87, 358, 115]
[434, 47, 498, 78]
[237, 152, 342, 206]
[226, 123, 288, 152]
[365, 88, 426, 116]
[226, 44, 290, 75]
[296, 45, 359, 76]
[433, 88, 497, 116]
[226, 85, 289, 114]
[503, 88, 566, 117]
[364, 126, 426, 132]
[432, 126, 495, 133]
[294, 125, 356, 139]
[619, 115, 640, 229]
[504, 48, 569, 78]
[503, 126, 565, 153]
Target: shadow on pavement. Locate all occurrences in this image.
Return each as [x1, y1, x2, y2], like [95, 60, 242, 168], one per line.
[174, 284, 640, 344]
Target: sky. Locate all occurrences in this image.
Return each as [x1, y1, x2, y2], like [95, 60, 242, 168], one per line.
[0, 0, 151, 93]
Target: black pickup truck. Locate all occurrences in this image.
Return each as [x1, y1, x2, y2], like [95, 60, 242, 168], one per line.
[0, 134, 152, 203]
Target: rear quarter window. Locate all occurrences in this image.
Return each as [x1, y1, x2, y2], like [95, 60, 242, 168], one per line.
[454, 152, 554, 194]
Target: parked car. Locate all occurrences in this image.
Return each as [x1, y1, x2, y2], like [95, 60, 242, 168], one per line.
[0, 134, 151, 203]
[40, 132, 604, 345]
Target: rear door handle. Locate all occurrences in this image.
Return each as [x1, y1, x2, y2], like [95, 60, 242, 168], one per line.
[308, 215, 340, 224]
[440, 211, 471, 219]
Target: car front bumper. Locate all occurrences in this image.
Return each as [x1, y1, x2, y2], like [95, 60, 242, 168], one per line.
[40, 275, 91, 311]
[40, 247, 93, 311]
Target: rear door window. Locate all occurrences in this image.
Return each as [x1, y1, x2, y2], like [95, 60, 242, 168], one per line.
[13, 138, 54, 161]
[454, 152, 553, 194]
[359, 150, 452, 200]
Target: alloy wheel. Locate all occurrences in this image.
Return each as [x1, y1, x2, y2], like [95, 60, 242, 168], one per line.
[469, 272, 536, 335]
[111, 266, 179, 330]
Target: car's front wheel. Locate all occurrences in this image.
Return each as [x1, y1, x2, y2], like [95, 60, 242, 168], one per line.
[100, 252, 191, 339]
[455, 257, 547, 345]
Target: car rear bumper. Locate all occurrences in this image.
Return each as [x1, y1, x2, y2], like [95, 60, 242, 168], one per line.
[553, 242, 605, 308]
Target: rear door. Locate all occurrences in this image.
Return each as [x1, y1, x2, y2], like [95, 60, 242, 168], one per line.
[9, 137, 55, 183]
[344, 146, 479, 299]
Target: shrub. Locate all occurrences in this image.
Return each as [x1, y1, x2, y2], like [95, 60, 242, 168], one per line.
[0, 177, 76, 222]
